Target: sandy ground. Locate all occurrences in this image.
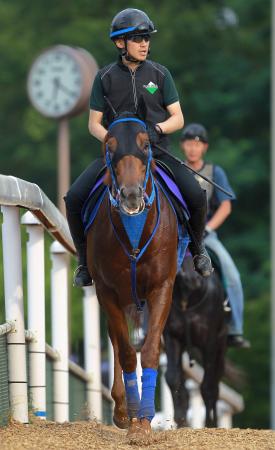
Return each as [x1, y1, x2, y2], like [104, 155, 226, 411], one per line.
[1, 420, 275, 450]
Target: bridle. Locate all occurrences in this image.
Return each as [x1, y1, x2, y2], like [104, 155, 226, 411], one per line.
[105, 117, 155, 214]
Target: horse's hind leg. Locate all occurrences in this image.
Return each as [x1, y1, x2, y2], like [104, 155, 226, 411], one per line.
[163, 332, 188, 428]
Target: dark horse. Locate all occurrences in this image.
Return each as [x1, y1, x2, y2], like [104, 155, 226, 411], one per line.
[87, 113, 178, 436]
[163, 252, 227, 427]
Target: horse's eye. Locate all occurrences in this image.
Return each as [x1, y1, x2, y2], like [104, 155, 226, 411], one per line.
[143, 143, 150, 154]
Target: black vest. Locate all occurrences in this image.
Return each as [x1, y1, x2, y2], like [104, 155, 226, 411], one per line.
[99, 59, 170, 147]
[195, 163, 220, 219]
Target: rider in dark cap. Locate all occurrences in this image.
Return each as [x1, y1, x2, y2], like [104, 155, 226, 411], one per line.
[65, 9, 213, 286]
[180, 123, 250, 348]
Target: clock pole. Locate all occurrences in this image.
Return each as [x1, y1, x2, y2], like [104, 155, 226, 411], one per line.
[57, 118, 70, 215]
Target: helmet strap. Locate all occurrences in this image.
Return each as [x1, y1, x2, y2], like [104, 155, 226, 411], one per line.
[123, 37, 140, 63]
[114, 37, 147, 64]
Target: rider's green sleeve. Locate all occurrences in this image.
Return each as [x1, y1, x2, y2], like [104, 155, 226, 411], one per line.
[163, 68, 179, 106]
[89, 73, 105, 112]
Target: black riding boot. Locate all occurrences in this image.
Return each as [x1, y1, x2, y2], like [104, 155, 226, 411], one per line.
[188, 197, 213, 277]
[66, 208, 93, 287]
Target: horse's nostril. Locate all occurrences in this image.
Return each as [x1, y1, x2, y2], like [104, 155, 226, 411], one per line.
[138, 185, 143, 197]
[120, 187, 126, 199]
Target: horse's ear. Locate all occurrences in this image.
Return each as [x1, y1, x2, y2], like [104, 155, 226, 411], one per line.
[136, 95, 147, 122]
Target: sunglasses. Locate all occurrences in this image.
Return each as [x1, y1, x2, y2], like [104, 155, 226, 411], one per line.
[128, 34, 151, 43]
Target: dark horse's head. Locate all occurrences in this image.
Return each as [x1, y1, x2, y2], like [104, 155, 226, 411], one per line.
[103, 105, 153, 215]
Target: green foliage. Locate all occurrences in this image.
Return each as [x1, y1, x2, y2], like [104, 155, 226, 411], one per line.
[0, 0, 270, 428]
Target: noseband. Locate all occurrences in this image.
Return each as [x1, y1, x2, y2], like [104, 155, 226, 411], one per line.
[105, 117, 155, 212]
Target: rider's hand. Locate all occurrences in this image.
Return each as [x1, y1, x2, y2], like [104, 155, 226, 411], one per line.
[146, 122, 163, 145]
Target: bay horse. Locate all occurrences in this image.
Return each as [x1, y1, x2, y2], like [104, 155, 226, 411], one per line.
[86, 112, 178, 436]
[163, 252, 227, 427]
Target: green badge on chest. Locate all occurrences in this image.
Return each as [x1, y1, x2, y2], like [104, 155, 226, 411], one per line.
[143, 81, 158, 94]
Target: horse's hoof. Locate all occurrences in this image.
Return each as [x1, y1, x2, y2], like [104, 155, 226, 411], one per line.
[140, 418, 152, 434]
[127, 418, 151, 437]
[113, 414, 129, 429]
[127, 418, 142, 437]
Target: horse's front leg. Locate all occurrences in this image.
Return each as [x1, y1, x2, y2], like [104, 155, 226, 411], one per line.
[96, 284, 139, 428]
[108, 320, 129, 429]
[133, 283, 174, 434]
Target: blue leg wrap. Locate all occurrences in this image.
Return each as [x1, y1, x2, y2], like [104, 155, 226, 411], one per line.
[138, 368, 158, 422]
[123, 371, 140, 418]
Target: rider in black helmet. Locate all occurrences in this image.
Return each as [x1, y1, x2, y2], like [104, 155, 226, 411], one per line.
[65, 9, 213, 286]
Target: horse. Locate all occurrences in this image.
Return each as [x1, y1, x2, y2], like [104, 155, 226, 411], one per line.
[163, 252, 227, 428]
[86, 111, 179, 437]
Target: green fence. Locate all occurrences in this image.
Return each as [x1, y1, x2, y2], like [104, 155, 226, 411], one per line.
[0, 335, 9, 426]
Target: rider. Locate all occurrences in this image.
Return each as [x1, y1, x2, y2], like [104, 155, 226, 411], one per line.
[64, 8, 213, 286]
[180, 123, 250, 348]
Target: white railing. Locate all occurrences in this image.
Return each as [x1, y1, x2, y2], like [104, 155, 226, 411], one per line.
[0, 174, 105, 423]
[0, 174, 244, 428]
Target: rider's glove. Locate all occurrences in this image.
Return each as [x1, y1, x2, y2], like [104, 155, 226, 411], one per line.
[146, 123, 163, 145]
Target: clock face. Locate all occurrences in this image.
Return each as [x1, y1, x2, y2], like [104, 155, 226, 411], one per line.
[27, 48, 83, 118]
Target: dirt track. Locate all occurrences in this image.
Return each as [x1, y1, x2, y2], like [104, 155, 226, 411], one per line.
[1, 420, 275, 450]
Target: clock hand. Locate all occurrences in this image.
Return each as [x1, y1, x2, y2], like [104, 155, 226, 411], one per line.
[58, 82, 76, 97]
[51, 78, 60, 101]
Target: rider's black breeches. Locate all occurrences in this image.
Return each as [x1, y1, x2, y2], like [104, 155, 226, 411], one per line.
[156, 152, 207, 250]
[156, 152, 206, 213]
[64, 158, 105, 214]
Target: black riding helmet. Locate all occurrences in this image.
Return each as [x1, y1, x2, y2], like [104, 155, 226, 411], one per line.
[110, 8, 156, 39]
[181, 123, 208, 143]
[110, 9, 156, 62]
